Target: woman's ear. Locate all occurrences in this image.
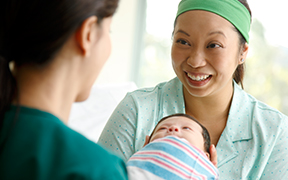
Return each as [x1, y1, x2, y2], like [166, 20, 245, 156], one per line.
[239, 43, 249, 64]
[143, 135, 150, 147]
[75, 16, 98, 57]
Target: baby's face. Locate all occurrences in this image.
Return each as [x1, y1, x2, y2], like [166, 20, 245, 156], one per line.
[150, 116, 205, 151]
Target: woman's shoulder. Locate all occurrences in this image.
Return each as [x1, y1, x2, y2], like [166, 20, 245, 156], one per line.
[248, 93, 287, 121]
[56, 120, 128, 179]
[2, 105, 127, 179]
[233, 83, 288, 124]
[32, 111, 125, 166]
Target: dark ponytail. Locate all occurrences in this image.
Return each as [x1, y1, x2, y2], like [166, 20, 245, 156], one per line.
[0, 0, 118, 126]
[0, 1, 16, 127]
[0, 57, 16, 128]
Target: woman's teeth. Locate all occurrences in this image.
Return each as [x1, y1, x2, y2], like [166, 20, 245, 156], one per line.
[187, 73, 210, 81]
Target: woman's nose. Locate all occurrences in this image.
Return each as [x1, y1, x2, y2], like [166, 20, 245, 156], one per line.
[169, 126, 179, 132]
[187, 50, 206, 68]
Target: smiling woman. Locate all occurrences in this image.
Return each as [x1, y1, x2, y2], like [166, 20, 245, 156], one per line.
[139, 0, 288, 114]
[99, 0, 288, 179]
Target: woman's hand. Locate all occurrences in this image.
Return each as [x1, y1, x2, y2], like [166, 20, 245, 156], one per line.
[209, 144, 218, 168]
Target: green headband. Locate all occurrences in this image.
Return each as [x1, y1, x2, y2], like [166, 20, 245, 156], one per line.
[176, 0, 251, 43]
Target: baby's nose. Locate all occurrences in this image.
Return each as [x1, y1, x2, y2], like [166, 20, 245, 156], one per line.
[169, 126, 179, 132]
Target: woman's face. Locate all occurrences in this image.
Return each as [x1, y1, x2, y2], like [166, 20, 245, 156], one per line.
[76, 17, 112, 101]
[171, 10, 243, 98]
[90, 17, 112, 78]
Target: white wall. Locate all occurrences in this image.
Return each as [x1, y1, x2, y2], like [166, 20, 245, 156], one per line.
[96, 0, 139, 84]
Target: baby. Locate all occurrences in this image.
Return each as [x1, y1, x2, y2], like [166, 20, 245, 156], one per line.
[127, 113, 219, 180]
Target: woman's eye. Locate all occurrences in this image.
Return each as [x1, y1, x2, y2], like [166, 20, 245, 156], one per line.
[207, 43, 221, 49]
[176, 39, 190, 46]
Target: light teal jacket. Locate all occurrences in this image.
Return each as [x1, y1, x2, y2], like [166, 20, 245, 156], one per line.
[99, 77, 288, 179]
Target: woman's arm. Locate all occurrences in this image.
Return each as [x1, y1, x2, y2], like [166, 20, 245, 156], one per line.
[98, 93, 137, 161]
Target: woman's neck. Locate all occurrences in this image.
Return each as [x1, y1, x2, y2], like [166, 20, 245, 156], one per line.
[184, 82, 234, 145]
[13, 62, 80, 124]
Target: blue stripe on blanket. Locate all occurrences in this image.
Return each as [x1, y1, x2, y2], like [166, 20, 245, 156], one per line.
[127, 136, 218, 180]
[127, 159, 187, 179]
[130, 150, 190, 177]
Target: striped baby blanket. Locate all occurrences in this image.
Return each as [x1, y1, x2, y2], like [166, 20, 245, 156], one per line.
[127, 136, 219, 180]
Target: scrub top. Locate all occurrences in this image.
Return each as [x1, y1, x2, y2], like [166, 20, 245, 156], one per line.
[99, 77, 288, 179]
[0, 105, 128, 180]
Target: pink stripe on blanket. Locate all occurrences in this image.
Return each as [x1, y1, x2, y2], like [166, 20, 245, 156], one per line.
[160, 138, 218, 177]
[130, 156, 206, 180]
[134, 151, 206, 180]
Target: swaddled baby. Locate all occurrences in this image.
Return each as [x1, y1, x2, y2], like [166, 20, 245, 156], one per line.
[127, 113, 219, 180]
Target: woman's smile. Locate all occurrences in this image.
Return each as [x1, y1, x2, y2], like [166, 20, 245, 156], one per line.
[185, 72, 212, 87]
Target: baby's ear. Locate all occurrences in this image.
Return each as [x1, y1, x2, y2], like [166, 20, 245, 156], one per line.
[143, 135, 150, 147]
[205, 152, 210, 159]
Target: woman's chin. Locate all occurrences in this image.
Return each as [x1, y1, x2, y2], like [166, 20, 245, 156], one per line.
[184, 84, 212, 98]
[75, 91, 91, 102]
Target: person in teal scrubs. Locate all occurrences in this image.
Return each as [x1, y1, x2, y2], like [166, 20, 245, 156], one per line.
[99, 0, 288, 179]
[0, 0, 127, 180]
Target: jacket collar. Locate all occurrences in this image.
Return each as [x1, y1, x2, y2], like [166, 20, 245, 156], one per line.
[217, 81, 253, 167]
[226, 81, 253, 142]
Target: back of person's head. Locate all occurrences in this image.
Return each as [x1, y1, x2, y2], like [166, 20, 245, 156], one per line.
[150, 113, 211, 153]
[0, 0, 119, 124]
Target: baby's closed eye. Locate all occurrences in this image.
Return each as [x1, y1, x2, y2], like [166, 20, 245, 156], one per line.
[183, 127, 192, 130]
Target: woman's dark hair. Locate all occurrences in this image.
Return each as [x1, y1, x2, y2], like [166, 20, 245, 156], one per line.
[172, 0, 252, 89]
[0, 0, 119, 127]
[149, 113, 211, 154]
[233, 0, 252, 89]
